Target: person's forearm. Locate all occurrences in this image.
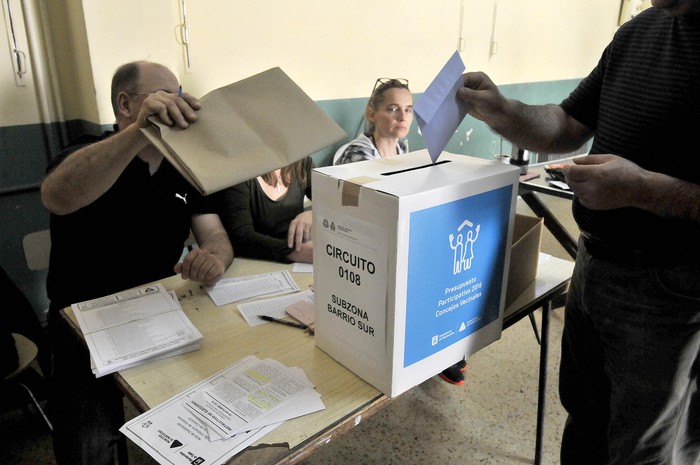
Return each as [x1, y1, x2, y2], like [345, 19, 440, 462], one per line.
[489, 100, 590, 155]
[639, 172, 700, 222]
[41, 124, 148, 215]
[199, 230, 234, 270]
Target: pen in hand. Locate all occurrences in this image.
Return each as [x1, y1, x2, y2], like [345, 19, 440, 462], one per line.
[259, 315, 307, 330]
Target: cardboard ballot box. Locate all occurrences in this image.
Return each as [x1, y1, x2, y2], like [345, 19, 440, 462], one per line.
[312, 151, 520, 397]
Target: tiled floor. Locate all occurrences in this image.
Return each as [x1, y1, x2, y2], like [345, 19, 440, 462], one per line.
[3, 193, 673, 465]
[297, 307, 568, 465]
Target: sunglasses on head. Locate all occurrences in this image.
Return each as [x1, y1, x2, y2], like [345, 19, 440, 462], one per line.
[370, 78, 409, 97]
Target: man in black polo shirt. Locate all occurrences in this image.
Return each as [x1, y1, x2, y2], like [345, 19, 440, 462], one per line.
[457, 1, 700, 464]
[41, 61, 234, 465]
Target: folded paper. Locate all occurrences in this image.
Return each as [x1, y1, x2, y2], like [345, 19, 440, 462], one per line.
[142, 67, 347, 195]
[413, 51, 468, 163]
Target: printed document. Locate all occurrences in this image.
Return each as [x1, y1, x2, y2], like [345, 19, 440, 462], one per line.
[120, 356, 325, 465]
[71, 284, 202, 377]
[205, 270, 299, 306]
[182, 357, 319, 438]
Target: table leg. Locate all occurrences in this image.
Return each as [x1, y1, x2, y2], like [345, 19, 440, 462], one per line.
[534, 300, 552, 465]
[528, 313, 541, 345]
[520, 191, 578, 259]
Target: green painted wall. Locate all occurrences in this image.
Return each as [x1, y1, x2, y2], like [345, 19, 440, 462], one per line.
[313, 78, 582, 166]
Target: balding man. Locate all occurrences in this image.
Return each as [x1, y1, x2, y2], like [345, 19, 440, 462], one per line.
[42, 61, 233, 464]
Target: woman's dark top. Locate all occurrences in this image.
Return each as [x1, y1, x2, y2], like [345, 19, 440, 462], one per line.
[216, 158, 314, 263]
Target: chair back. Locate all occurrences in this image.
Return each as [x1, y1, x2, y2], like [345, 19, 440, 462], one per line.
[4, 333, 38, 381]
[332, 143, 351, 165]
[22, 230, 51, 271]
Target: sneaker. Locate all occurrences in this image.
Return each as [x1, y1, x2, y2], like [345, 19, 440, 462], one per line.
[438, 363, 465, 385]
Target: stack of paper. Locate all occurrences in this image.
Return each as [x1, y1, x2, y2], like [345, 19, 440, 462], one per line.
[120, 356, 325, 465]
[71, 283, 202, 377]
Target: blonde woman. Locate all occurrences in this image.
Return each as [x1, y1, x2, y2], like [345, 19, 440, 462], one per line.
[335, 78, 413, 164]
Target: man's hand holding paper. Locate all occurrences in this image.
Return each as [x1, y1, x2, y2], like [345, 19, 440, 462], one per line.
[137, 89, 201, 130]
[141, 67, 346, 195]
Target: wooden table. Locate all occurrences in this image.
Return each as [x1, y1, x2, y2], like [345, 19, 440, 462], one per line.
[63, 254, 574, 465]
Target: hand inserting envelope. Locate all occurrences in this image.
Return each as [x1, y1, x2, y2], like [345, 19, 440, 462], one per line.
[413, 51, 468, 163]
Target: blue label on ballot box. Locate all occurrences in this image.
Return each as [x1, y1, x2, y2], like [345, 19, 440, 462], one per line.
[404, 185, 512, 367]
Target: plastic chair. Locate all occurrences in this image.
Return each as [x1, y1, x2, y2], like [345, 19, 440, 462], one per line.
[22, 229, 51, 271]
[3, 333, 52, 431]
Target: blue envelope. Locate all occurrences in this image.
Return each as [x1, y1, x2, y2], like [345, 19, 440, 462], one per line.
[414, 51, 468, 163]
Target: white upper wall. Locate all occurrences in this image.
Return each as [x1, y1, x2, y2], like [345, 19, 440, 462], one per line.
[2, 0, 622, 125]
[1, 0, 40, 125]
[178, 0, 620, 100]
[465, 0, 620, 84]
[81, 0, 182, 123]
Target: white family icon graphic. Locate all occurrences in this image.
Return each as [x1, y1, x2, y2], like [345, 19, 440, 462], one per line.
[449, 219, 480, 274]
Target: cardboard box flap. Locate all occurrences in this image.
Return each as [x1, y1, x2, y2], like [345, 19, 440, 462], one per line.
[505, 214, 544, 308]
[315, 150, 520, 199]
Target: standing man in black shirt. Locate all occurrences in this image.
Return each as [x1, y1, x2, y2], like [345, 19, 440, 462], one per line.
[41, 61, 233, 465]
[458, 1, 700, 464]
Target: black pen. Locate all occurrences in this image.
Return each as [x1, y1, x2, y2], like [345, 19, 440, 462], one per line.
[259, 315, 307, 330]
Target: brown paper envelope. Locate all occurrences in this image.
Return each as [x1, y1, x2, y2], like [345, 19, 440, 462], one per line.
[141, 67, 347, 195]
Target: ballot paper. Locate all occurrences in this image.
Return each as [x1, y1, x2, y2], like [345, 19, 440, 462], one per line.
[71, 284, 202, 377]
[141, 67, 346, 195]
[120, 356, 325, 465]
[292, 262, 313, 273]
[237, 289, 314, 327]
[205, 270, 300, 306]
[413, 51, 468, 163]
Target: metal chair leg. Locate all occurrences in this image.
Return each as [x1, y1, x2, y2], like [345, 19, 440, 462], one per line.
[17, 382, 53, 432]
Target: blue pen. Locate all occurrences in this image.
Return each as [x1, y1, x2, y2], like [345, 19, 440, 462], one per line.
[178, 85, 183, 97]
